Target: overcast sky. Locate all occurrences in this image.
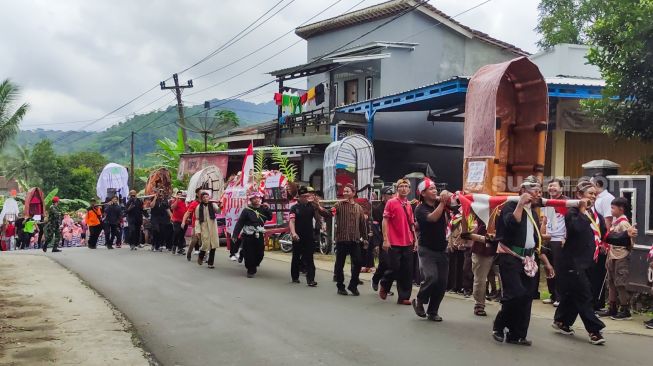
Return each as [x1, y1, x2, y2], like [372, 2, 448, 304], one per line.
[2, 0, 541, 132]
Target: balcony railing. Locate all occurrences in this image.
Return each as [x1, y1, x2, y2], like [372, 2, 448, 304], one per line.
[278, 107, 331, 138]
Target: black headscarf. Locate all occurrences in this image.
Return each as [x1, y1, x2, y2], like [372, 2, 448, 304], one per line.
[198, 202, 216, 223]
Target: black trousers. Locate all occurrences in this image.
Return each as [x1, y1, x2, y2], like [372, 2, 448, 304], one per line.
[493, 254, 538, 340]
[242, 235, 264, 274]
[546, 241, 563, 301]
[152, 223, 172, 250]
[20, 232, 31, 249]
[588, 253, 607, 310]
[88, 225, 102, 248]
[127, 220, 142, 246]
[380, 245, 414, 301]
[462, 248, 473, 292]
[230, 237, 241, 256]
[362, 242, 376, 268]
[554, 269, 605, 333]
[416, 247, 449, 316]
[291, 236, 316, 282]
[447, 250, 465, 291]
[199, 248, 216, 266]
[334, 241, 362, 290]
[104, 224, 120, 247]
[172, 222, 186, 251]
[372, 245, 390, 285]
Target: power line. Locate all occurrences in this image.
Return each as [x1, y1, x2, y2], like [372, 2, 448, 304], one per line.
[52, 1, 289, 139]
[185, 0, 427, 111]
[192, 0, 348, 81]
[176, 0, 290, 75]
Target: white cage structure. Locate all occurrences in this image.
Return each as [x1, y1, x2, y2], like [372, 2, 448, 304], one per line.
[323, 134, 375, 201]
[186, 165, 225, 203]
[96, 163, 130, 202]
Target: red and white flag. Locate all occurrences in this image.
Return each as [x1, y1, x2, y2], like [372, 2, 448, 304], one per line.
[455, 192, 579, 225]
[240, 142, 254, 187]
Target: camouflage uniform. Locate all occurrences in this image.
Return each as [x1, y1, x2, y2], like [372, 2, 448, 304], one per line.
[43, 204, 63, 252]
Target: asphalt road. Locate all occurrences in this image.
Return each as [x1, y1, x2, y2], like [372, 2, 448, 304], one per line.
[49, 247, 650, 366]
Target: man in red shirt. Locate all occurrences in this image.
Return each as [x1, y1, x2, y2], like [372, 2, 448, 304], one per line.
[170, 190, 188, 255]
[182, 188, 202, 261]
[380, 178, 417, 305]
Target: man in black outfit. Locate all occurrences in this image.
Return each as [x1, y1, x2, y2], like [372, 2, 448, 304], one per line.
[289, 186, 328, 286]
[125, 190, 145, 250]
[492, 176, 554, 346]
[552, 180, 636, 345]
[103, 196, 122, 250]
[150, 189, 172, 251]
[412, 178, 451, 322]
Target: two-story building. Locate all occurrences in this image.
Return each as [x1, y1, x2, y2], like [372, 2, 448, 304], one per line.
[267, 0, 529, 189]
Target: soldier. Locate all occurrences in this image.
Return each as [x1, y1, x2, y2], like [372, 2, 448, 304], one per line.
[43, 196, 63, 253]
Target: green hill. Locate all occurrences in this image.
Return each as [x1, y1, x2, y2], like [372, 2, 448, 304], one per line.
[15, 99, 276, 166]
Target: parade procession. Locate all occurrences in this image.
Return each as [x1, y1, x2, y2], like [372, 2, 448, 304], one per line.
[1, 0, 653, 365]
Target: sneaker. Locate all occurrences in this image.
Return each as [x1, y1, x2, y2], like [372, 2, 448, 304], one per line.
[371, 281, 379, 292]
[398, 299, 412, 305]
[412, 299, 427, 318]
[247, 273, 254, 278]
[506, 338, 532, 346]
[229, 255, 237, 262]
[337, 288, 348, 296]
[379, 285, 388, 300]
[463, 290, 472, 298]
[427, 314, 443, 322]
[207, 265, 215, 269]
[52, 249, 62, 253]
[551, 322, 575, 335]
[292, 279, 300, 284]
[588, 332, 605, 345]
[611, 310, 632, 321]
[596, 306, 617, 318]
[542, 298, 553, 304]
[492, 330, 505, 343]
[644, 319, 653, 329]
[307, 281, 318, 287]
[553, 301, 560, 307]
[347, 286, 360, 296]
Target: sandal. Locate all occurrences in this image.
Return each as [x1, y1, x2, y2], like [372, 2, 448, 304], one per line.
[474, 307, 487, 316]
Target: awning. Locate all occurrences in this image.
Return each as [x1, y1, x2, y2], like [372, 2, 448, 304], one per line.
[181, 145, 313, 158]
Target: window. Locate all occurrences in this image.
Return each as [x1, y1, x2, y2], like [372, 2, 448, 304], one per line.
[365, 77, 373, 100]
[333, 82, 339, 105]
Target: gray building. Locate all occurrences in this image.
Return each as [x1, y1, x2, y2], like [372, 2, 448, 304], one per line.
[293, 0, 528, 107]
[268, 0, 529, 189]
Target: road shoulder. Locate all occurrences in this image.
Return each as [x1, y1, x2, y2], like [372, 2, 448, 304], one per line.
[0, 253, 152, 365]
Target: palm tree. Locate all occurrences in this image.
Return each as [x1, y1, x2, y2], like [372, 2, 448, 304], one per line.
[0, 79, 29, 150]
[1, 143, 34, 190]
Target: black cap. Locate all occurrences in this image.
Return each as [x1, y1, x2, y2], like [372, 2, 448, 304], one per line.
[297, 186, 309, 195]
[381, 186, 395, 195]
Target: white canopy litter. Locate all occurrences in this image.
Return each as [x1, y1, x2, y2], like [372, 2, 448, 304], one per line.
[186, 165, 224, 203]
[0, 197, 20, 222]
[323, 134, 375, 200]
[96, 163, 130, 202]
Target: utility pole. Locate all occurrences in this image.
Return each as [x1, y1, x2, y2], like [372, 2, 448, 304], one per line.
[160, 73, 193, 151]
[130, 131, 135, 189]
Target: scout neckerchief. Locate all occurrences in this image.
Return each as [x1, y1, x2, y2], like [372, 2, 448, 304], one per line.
[585, 208, 603, 262]
[610, 215, 629, 233]
[496, 207, 541, 278]
[245, 206, 266, 226]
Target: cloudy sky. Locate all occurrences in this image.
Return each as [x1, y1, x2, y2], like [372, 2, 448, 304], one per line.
[2, 0, 541, 132]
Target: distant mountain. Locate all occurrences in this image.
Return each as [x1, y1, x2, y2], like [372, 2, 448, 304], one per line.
[14, 99, 276, 165]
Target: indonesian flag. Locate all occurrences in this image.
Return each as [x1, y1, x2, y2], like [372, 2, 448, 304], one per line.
[455, 192, 580, 226]
[240, 142, 254, 187]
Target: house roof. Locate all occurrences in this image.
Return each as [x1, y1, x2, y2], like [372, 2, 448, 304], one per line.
[295, 0, 529, 56]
